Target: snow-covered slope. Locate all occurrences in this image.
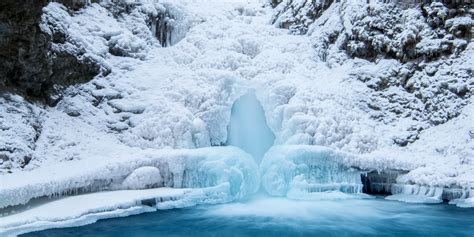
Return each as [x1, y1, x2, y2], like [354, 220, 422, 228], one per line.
[0, 0, 473, 223]
[266, 0, 473, 195]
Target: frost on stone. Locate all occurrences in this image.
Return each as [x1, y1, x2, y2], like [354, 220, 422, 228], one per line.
[40, 0, 193, 61]
[271, 0, 334, 34]
[152, 2, 193, 47]
[0, 95, 43, 172]
[285, 0, 474, 148]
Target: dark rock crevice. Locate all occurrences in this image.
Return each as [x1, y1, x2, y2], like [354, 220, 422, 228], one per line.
[150, 4, 189, 47]
[360, 170, 409, 195]
[0, 0, 103, 106]
[152, 10, 175, 47]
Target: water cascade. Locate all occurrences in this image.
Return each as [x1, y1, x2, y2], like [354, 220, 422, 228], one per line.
[227, 91, 275, 164]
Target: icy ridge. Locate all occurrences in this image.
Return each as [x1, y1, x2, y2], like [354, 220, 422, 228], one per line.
[0, 147, 260, 209]
[387, 183, 474, 207]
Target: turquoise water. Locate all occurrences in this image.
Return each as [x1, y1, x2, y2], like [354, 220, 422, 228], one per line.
[24, 197, 474, 237]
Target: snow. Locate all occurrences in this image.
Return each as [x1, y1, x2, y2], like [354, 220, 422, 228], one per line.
[0, 147, 259, 209]
[0, 95, 42, 171]
[0, 186, 232, 236]
[121, 166, 162, 189]
[0, 1, 473, 234]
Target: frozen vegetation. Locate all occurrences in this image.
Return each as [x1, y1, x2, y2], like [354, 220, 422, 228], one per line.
[0, 0, 473, 234]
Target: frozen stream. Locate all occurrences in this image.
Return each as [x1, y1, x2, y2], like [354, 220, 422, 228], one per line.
[24, 197, 474, 237]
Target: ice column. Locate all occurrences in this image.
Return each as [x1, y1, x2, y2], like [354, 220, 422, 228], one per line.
[227, 91, 275, 164]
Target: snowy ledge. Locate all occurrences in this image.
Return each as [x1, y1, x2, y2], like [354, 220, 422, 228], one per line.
[0, 186, 231, 236]
[259, 145, 474, 207]
[0, 146, 260, 235]
[0, 147, 260, 209]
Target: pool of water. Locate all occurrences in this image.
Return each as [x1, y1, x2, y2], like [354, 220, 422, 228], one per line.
[24, 196, 474, 237]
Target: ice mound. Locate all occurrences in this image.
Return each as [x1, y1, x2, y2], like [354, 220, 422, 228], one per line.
[0, 147, 259, 209]
[260, 145, 364, 199]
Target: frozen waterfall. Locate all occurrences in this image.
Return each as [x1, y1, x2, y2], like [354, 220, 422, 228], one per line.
[227, 91, 275, 164]
[260, 145, 365, 199]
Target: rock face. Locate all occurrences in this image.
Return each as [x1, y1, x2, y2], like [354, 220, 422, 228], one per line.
[0, 0, 192, 172]
[0, 94, 43, 172]
[271, 0, 473, 146]
[0, 0, 102, 105]
[0, 0, 191, 105]
[272, 0, 334, 34]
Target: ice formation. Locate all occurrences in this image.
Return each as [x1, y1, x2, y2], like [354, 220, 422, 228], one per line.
[260, 145, 364, 199]
[0, 147, 259, 209]
[386, 184, 444, 204]
[227, 90, 275, 163]
[450, 197, 474, 208]
[0, 0, 473, 234]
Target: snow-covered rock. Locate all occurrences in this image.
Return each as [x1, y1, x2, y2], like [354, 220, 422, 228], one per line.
[0, 95, 43, 171]
[121, 166, 163, 190]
